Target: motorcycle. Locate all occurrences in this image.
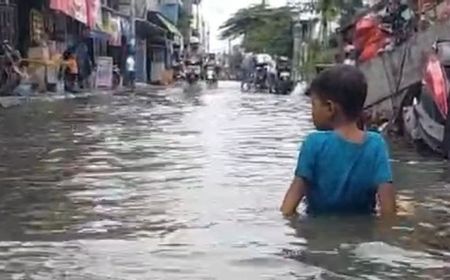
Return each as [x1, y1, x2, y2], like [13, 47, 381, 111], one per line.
[0, 40, 22, 96]
[254, 63, 268, 91]
[112, 64, 121, 90]
[205, 65, 218, 88]
[185, 62, 201, 85]
[275, 69, 293, 95]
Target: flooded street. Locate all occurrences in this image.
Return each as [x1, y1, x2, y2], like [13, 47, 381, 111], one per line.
[0, 81, 448, 279]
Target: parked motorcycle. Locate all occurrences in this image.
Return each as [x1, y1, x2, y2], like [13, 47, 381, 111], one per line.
[0, 40, 22, 96]
[402, 39, 450, 157]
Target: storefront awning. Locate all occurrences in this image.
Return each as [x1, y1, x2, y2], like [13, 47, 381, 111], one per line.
[148, 12, 183, 46]
[89, 29, 110, 40]
[135, 19, 166, 39]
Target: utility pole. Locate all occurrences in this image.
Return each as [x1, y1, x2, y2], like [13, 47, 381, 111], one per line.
[196, 2, 200, 37]
[261, 0, 266, 6]
[128, 0, 136, 90]
[130, 0, 136, 41]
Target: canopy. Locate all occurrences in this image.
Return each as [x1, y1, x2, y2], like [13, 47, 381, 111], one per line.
[148, 12, 183, 46]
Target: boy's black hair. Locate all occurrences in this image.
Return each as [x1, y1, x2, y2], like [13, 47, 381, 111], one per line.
[308, 64, 367, 120]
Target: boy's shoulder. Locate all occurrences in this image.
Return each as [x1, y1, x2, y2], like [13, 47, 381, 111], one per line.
[304, 130, 386, 148]
[305, 130, 334, 140]
[365, 131, 387, 146]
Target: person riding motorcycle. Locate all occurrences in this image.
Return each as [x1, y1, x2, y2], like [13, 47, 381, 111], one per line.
[253, 54, 272, 90]
[240, 53, 256, 90]
[204, 54, 220, 83]
[276, 57, 291, 76]
[274, 56, 293, 94]
[185, 55, 202, 84]
[0, 41, 22, 96]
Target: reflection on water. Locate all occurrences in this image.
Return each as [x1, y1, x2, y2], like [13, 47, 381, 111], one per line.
[0, 82, 448, 279]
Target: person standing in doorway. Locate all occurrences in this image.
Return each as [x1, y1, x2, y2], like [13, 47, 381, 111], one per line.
[75, 30, 93, 90]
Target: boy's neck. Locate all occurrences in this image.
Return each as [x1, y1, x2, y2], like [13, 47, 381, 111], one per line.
[333, 122, 365, 143]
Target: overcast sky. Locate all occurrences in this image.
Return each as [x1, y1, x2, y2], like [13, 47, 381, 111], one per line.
[202, 0, 286, 52]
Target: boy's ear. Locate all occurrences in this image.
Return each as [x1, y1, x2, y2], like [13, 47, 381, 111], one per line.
[325, 100, 335, 113]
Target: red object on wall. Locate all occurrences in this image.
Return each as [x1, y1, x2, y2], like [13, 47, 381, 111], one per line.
[423, 53, 449, 117]
[354, 14, 388, 62]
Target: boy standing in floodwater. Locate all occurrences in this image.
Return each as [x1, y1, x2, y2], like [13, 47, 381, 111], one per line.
[281, 65, 396, 217]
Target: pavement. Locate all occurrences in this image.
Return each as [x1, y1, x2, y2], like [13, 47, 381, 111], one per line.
[0, 83, 176, 109]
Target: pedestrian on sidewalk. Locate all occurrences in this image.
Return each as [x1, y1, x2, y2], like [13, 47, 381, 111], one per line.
[61, 51, 79, 93]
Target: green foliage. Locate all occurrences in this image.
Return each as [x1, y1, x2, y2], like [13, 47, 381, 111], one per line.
[300, 0, 363, 78]
[220, 5, 293, 58]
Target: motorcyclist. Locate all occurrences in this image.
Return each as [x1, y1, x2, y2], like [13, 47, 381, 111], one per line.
[185, 54, 202, 84]
[254, 54, 271, 89]
[274, 56, 293, 94]
[275, 57, 292, 81]
[204, 53, 220, 80]
[267, 57, 277, 91]
[241, 52, 256, 89]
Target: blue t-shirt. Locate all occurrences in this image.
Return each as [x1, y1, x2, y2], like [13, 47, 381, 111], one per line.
[295, 131, 393, 215]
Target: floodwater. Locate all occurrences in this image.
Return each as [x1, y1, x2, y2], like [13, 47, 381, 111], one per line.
[0, 81, 448, 280]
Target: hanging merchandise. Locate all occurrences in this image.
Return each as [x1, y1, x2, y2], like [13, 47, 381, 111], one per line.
[50, 0, 87, 25]
[50, 0, 71, 16]
[86, 0, 101, 29]
[109, 16, 122, 47]
[71, 0, 88, 24]
[30, 9, 44, 45]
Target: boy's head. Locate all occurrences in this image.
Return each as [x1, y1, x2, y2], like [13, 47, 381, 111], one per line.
[307, 65, 367, 130]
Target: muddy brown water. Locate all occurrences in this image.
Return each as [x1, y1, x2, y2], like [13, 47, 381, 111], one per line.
[0, 82, 448, 279]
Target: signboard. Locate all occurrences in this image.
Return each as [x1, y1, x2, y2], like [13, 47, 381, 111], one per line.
[95, 56, 113, 88]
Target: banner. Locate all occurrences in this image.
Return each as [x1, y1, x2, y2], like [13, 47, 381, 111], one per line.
[95, 56, 113, 88]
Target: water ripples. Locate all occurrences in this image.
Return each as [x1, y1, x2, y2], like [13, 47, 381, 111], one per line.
[0, 81, 448, 279]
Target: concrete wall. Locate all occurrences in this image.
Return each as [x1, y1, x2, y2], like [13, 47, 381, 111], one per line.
[361, 19, 450, 108]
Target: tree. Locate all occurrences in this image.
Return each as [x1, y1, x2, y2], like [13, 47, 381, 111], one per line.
[316, 0, 364, 46]
[220, 5, 294, 58]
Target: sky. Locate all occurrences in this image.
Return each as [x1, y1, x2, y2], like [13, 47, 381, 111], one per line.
[202, 0, 286, 52]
